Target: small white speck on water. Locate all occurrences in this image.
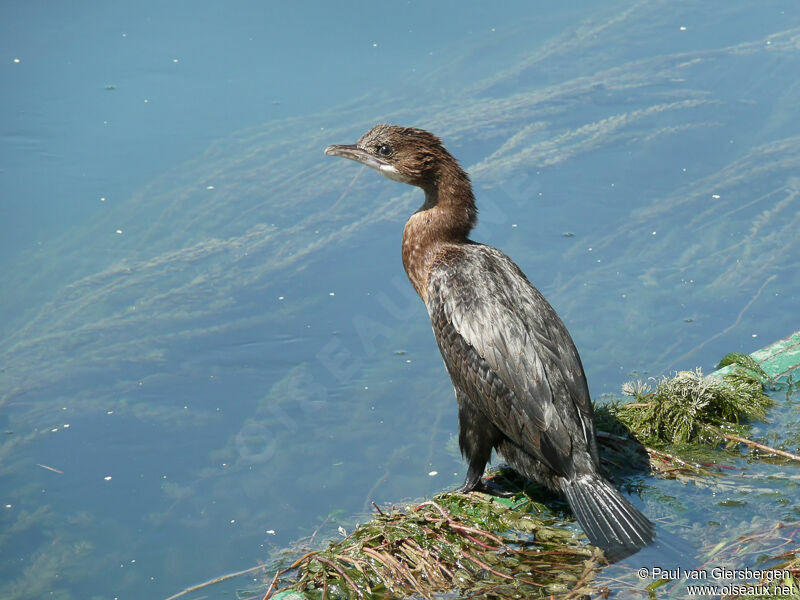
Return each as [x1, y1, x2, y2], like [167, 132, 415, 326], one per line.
[679, 26, 687, 31]
[116, 229, 123, 235]
[511, 223, 518, 228]
[230, 519, 236, 524]
[752, 334, 758, 338]
[372, 42, 378, 47]
[266, 529, 276, 535]
[4, 504, 12, 509]
[428, 471, 438, 476]
[329, 292, 335, 296]
[712, 194, 720, 199]
[13, 58, 20, 63]
[652, 231, 657, 235]
[206, 185, 215, 190]
[107, 411, 114, 415]
[406, 359, 412, 363]
[143, 98, 149, 103]
[100, 197, 106, 202]
[172, 58, 179, 63]
[278, 296, 285, 300]
[104, 476, 112, 481]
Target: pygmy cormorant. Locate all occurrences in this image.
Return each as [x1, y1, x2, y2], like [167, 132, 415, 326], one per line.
[324, 124, 654, 561]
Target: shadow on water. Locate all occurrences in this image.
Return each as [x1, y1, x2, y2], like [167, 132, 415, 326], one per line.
[1, 2, 799, 598]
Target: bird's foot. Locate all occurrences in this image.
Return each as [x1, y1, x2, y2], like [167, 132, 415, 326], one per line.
[454, 477, 516, 498]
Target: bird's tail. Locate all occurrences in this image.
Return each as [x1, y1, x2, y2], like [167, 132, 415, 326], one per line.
[561, 473, 654, 562]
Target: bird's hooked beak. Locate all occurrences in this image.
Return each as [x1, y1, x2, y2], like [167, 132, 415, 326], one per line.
[324, 143, 411, 183]
[324, 144, 386, 171]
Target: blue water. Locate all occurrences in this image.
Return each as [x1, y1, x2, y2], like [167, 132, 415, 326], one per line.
[2, 2, 799, 599]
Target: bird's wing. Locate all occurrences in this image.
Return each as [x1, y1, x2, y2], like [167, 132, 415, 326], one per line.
[426, 245, 596, 476]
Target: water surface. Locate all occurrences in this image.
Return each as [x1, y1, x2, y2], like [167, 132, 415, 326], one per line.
[1, 2, 799, 598]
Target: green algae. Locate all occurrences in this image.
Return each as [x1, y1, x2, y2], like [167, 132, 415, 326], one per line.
[605, 365, 772, 447]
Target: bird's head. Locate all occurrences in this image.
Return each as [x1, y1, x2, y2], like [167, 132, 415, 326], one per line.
[325, 124, 455, 190]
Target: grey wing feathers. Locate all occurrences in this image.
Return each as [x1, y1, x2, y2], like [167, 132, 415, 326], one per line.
[427, 245, 597, 476]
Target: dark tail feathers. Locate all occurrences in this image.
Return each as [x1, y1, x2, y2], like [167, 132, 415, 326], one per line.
[562, 473, 654, 562]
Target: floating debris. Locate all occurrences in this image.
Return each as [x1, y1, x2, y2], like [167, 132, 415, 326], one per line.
[36, 463, 63, 474]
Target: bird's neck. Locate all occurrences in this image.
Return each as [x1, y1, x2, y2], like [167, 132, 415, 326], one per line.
[401, 163, 477, 302]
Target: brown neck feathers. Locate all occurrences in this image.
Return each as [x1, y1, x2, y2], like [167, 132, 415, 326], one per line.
[401, 158, 477, 302]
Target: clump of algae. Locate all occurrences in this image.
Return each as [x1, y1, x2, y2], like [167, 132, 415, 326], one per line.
[600, 353, 773, 447]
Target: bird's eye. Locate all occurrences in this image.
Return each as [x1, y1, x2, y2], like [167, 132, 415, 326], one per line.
[377, 144, 393, 157]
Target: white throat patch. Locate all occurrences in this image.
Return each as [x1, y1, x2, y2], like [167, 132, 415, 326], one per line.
[379, 164, 414, 184]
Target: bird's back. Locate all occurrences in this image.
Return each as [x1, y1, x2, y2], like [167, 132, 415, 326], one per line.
[425, 243, 600, 481]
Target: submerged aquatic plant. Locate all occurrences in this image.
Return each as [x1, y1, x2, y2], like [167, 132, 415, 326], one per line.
[704, 521, 800, 600]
